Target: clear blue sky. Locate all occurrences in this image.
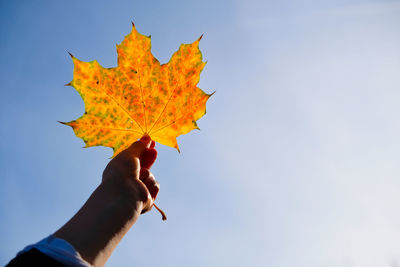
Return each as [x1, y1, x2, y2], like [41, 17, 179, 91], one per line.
[1, 0, 400, 266]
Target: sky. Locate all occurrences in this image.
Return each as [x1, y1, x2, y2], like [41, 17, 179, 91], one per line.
[1, 0, 400, 266]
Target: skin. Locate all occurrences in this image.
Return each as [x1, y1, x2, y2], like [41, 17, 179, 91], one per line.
[54, 135, 159, 266]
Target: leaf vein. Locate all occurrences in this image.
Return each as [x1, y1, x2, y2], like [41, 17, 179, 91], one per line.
[147, 63, 199, 134]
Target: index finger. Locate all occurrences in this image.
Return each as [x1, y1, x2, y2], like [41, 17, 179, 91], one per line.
[140, 146, 157, 169]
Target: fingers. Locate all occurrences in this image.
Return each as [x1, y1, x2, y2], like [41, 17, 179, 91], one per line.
[139, 169, 160, 200]
[139, 169, 160, 213]
[122, 137, 157, 169]
[140, 147, 157, 169]
[138, 140, 158, 213]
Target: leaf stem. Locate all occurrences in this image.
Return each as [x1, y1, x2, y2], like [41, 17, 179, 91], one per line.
[153, 203, 167, 221]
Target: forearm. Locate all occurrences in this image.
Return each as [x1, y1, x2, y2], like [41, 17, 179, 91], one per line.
[54, 180, 143, 266]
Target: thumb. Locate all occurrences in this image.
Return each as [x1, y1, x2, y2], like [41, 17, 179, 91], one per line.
[124, 135, 152, 158]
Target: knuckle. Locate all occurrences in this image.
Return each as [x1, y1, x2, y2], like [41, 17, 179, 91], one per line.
[141, 193, 153, 213]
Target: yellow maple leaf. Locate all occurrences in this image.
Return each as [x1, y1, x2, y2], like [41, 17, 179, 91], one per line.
[62, 23, 212, 156]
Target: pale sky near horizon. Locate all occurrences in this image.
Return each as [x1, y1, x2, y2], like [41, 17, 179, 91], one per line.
[1, 1, 400, 266]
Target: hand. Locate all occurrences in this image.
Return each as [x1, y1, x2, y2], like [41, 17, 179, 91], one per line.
[102, 135, 159, 214]
[54, 136, 161, 266]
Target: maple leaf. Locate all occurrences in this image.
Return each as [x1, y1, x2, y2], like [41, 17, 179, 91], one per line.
[62, 23, 212, 157]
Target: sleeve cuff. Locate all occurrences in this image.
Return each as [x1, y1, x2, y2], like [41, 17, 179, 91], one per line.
[18, 235, 91, 267]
